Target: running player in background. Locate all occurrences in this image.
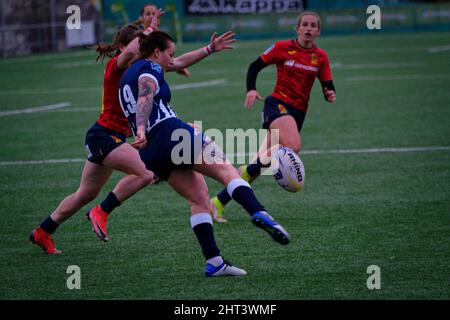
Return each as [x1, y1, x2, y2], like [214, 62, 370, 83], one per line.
[211, 11, 336, 223]
[135, 3, 161, 30]
[29, 13, 164, 254]
[134, 4, 191, 78]
[116, 30, 290, 276]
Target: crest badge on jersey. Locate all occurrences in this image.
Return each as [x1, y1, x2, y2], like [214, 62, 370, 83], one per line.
[311, 53, 319, 66]
[151, 62, 162, 73]
[288, 50, 297, 55]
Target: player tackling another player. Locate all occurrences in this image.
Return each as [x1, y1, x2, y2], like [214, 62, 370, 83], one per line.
[211, 11, 336, 223]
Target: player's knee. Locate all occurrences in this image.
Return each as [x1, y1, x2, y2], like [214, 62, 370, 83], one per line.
[141, 171, 155, 185]
[76, 189, 98, 204]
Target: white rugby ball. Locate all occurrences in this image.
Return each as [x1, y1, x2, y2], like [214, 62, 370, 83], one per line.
[272, 147, 305, 193]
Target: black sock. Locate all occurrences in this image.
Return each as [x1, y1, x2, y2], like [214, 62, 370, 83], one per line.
[247, 158, 264, 177]
[216, 188, 232, 206]
[230, 184, 265, 216]
[191, 214, 221, 260]
[100, 192, 121, 214]
[40, 216, 59, 234]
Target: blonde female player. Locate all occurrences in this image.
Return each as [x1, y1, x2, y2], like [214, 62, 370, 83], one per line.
[211, 11, 336, 222]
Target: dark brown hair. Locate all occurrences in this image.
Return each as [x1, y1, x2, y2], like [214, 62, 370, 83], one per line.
[94, 24, 140, 62]
[138, 30, 174, 60]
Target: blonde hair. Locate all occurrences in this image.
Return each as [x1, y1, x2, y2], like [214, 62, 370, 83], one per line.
[296, 11, 321, 30]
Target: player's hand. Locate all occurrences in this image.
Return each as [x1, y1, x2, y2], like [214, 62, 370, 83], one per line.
[187, 122, 201, 131]
[244, 90, 263, 109]
[176, 68, 191, 77]
[131, 126, 147, 149]
[324, 89, 336, 103]
[148, 8, 165, 31]
[209, 31, 236, 53]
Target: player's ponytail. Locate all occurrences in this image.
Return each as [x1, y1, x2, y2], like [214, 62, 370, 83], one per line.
[94, 24, 141, 62]
[138, 30, 174, 60]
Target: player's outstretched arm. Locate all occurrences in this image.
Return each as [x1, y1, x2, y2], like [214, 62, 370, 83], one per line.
[117, 8, 165, 69]
[168, 31, 236, 71]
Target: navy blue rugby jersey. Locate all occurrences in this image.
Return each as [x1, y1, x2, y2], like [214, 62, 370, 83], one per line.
[119, 59, 177, 136]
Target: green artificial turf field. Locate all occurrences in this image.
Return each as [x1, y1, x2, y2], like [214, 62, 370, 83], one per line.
[0, 31, 449, 299]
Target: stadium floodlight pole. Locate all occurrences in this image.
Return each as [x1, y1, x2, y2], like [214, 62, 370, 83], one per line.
[0, 1, 4, 58]
[50, 0, 57, 52]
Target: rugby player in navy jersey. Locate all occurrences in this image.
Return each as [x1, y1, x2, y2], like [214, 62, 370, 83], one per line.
[115, 31, 290, 277]
[29, 20, 161, 254]
[211, 11, 337, 223]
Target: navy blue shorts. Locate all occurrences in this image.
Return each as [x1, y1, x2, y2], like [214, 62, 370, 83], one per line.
[139, 118, 205, 181]
[84, 122, 126, 164]
[262, 96, 306, 131]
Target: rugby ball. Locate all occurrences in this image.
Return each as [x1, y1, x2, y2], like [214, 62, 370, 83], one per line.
[272, 147, 305, 193]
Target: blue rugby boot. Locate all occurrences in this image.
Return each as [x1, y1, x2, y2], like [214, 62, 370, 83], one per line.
[251, 211, 290, 245]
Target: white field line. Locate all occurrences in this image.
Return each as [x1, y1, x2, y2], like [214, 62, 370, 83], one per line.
[0, 51, 95, 65]
[2, 146, 449, 166]
[427, 45, 450, 53]
[0, 102, 71, 117]
[53, 60, 97, 68]
[0, 79, 228, 96]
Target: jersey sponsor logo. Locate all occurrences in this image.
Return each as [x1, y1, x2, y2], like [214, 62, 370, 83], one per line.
[284, 59, 318, 72]
[311, 53, 319, 66]
[263, 44, 275, 55]
[288, 50, 297, 55]
[278, 104, 288, 114]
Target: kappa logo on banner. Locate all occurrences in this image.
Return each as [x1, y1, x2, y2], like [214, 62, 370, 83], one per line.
[185, 0, 304, 15]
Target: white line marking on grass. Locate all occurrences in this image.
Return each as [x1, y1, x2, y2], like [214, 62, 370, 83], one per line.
[53, 61, 97, 68]
[0, 158, 85, 166]
[0, 102, 71, 117]
[2, 146, 449, 166]
[0, 79, 228, 96]
[428, 45, 450, 53]
[171, 79, 227, 90]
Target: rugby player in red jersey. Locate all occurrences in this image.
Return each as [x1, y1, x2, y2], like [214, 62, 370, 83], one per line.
[211, 11, 336, 222]
[29, 16, 162, 254]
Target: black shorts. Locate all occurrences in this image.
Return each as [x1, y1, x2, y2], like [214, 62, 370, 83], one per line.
[139, 118, 205, 181]
[84, 122, 126, 164]
[262, 96, 306, 131]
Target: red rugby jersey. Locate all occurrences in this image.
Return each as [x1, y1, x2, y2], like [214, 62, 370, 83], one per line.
[97, 56, 130, 135]
[260, 39, 333, 112]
